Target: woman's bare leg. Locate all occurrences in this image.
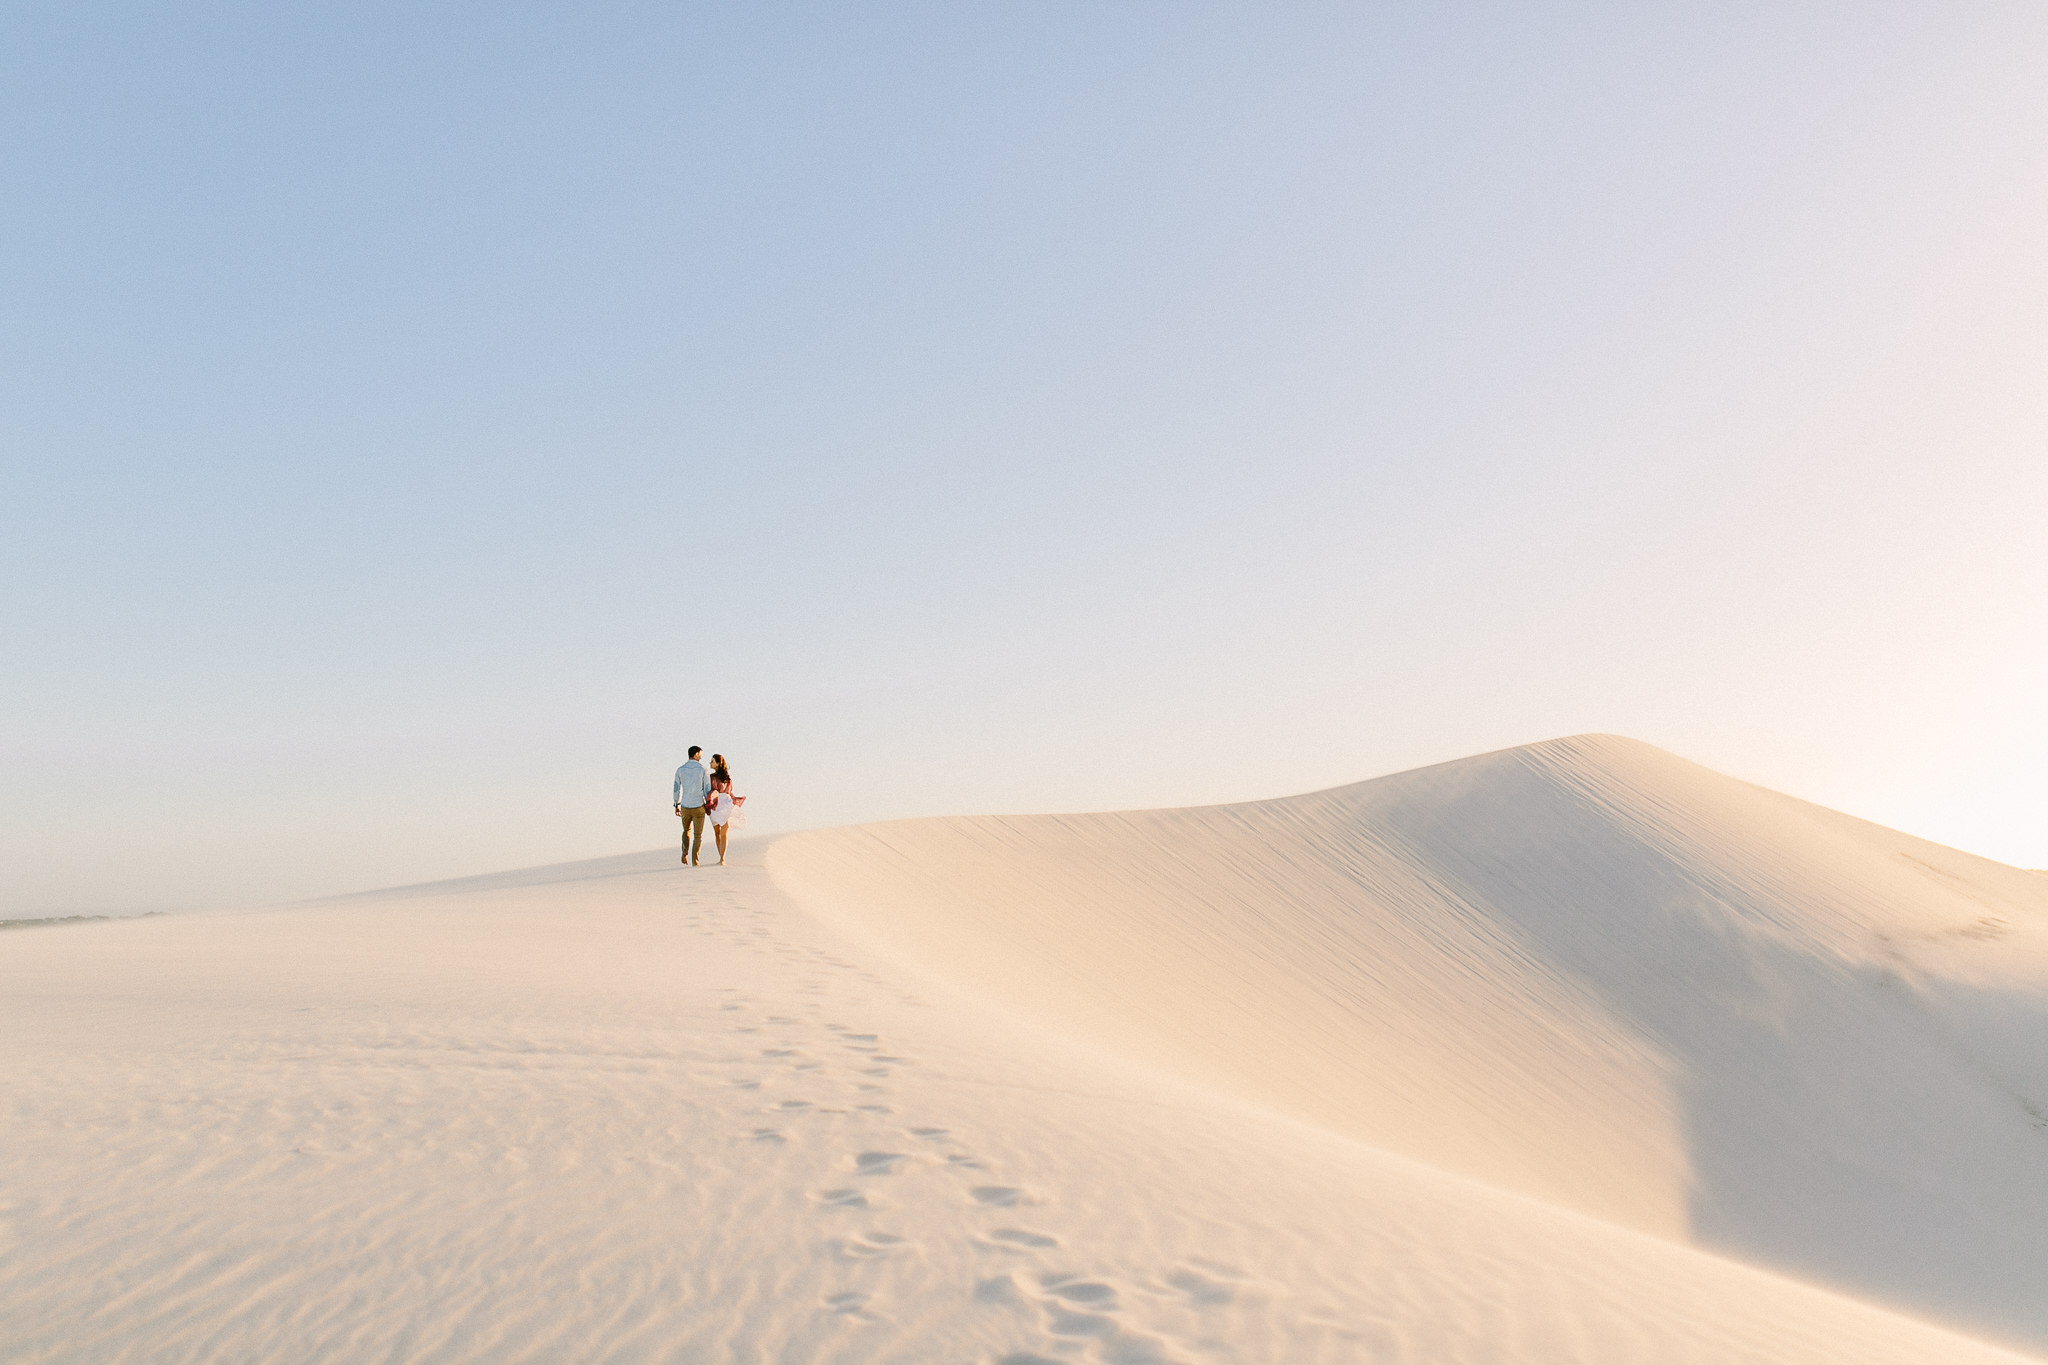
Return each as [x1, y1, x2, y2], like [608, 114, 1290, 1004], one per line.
[714, 824, 730, 864]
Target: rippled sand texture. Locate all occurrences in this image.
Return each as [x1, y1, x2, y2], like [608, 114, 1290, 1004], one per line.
[3, 736, 2044, 1362]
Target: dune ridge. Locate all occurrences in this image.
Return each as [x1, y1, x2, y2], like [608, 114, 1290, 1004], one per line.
[768, 734, 2048, 1349]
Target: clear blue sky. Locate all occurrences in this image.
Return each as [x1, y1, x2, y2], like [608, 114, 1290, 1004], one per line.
[6, 2, 2045, 915]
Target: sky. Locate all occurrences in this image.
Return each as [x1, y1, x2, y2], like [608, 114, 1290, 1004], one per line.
[4, 1, 2045, 917]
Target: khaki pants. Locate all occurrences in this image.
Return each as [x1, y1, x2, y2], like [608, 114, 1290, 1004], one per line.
[680, 806, 707, 863]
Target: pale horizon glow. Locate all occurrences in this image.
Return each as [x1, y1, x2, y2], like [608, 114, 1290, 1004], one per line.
[4, 2, 2046, 917]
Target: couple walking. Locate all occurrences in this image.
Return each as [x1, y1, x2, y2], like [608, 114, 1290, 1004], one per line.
[673, 747, 745, 866]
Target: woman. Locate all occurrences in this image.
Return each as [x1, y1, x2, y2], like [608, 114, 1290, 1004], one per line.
[706, 755, 746, 866]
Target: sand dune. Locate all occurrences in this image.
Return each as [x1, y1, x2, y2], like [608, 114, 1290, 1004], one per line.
[769, 735, 2048, 1349]
[4, 736, 2045, 1362]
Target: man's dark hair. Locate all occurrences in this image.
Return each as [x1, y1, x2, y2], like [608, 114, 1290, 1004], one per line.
[688, 746, 702, 758]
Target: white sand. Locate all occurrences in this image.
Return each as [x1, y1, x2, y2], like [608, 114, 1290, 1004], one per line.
[4, 736, 2044, 1362]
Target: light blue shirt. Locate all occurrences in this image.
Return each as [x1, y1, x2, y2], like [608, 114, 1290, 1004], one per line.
[673, 759, 711, 809]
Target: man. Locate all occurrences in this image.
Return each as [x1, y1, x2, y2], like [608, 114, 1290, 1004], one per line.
[673, 746, 712, 866]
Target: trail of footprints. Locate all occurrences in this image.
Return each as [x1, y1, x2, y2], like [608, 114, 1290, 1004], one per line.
[686, 879, 1227, 1362]
[717, 993, 1230, 1364]
[682, 885, 919, 1006]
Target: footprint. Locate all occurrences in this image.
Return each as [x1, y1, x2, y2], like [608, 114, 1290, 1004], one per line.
[823, 1290, 870, 1316]
[776, 1100, 814, 1112]
[970, 1186, 1026, 1207]
[831, 1230, 911, 1260]
[974, 1273, 1025, 1304]
[1033, 1279, 1176, 1364]
[1165, 1268, 1232, 1306]
[995, 1356, 1064, 1365]
[1042, 1307, 1116, 1338]
[816, 1188, 870, 1209]
[1041, 1276, 1117, 1307]
[909, 1127, 950, 1139]
[761, 1048, 797, 1058]
[856, 1104, 894, 1114]
[853, 1151, 908, 1175]
[948, 1154, 988, 1170]
[988, 1228, 1060, 1249]
[749, 1128, 787, 1143]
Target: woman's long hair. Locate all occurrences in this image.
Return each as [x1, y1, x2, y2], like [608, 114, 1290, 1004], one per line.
[710, 754, 731, 785]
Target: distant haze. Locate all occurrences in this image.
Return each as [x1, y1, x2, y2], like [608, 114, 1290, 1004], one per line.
[4, 2, 2045, 916]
